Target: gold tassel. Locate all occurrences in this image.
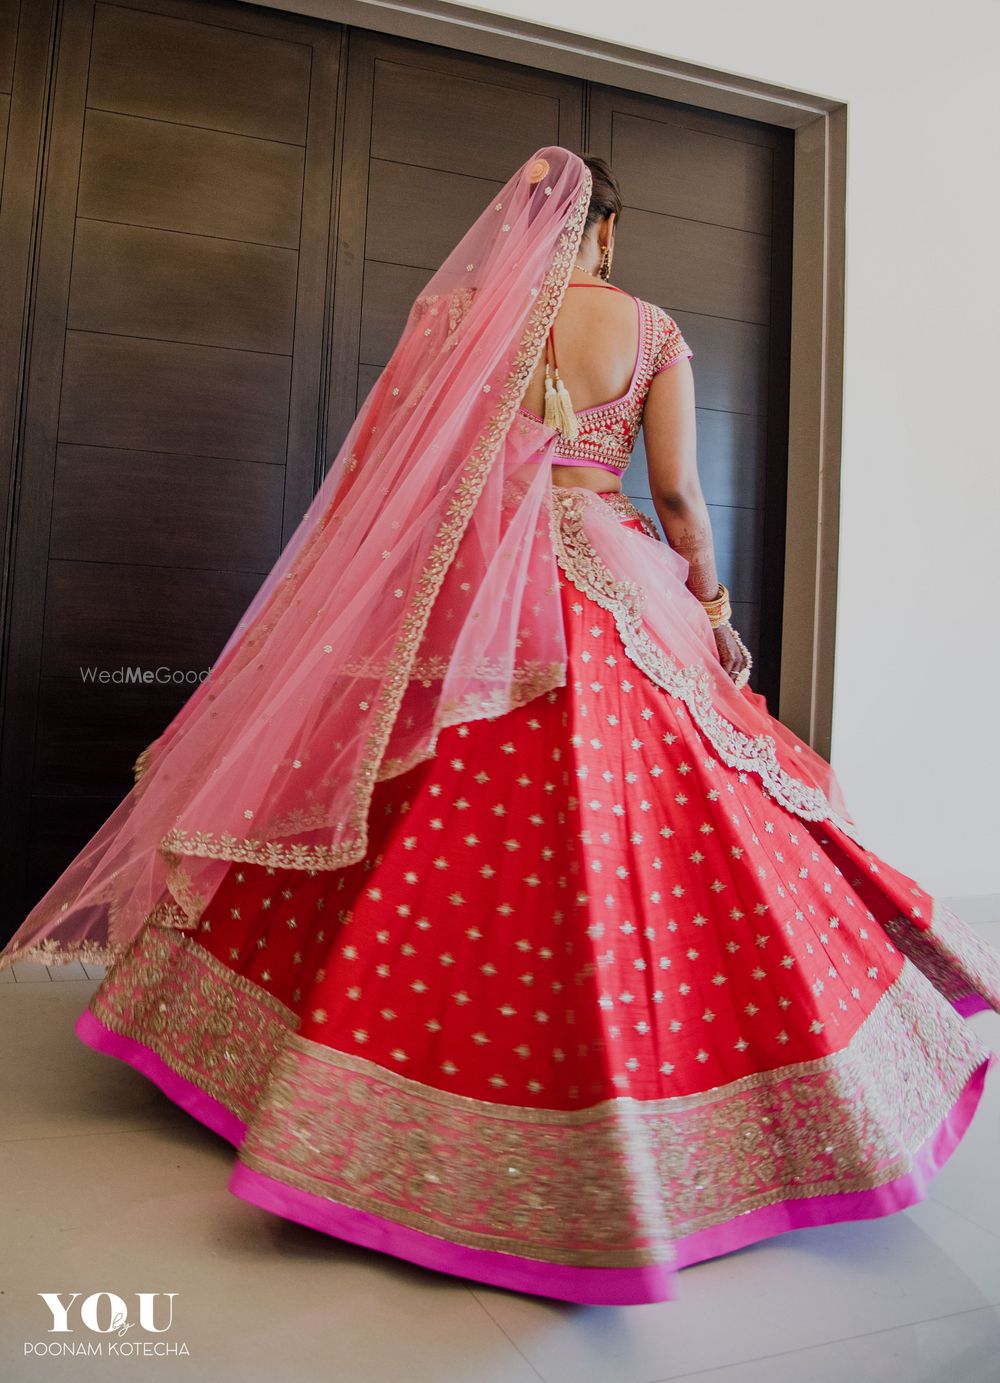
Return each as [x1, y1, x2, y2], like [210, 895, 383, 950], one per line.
[543, 363, 580, 440]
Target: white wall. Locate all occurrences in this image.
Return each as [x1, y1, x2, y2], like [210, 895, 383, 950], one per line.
[441, 0, 1000, 906]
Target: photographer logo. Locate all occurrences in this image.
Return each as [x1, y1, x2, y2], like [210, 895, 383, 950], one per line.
[24, 1292, 190, 1359]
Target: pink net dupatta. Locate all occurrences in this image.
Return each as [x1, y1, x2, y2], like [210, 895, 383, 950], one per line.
[0, 145, 869, 971]
[1, 147, 592, 968]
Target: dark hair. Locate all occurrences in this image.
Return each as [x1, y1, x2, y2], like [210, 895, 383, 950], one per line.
[582, 155, 623, 233]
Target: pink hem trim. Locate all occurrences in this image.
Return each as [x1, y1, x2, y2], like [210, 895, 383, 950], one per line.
[75, 1007, 248, 1147]
[75, 1004, 996, 1306]
[953, 992, 991, 1017]
[227, 1161, 675, 1305]
[673, 1050, 995, 1270]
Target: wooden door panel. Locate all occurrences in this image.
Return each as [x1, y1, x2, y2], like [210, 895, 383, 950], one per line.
[729, 601, 761, 662]
[627, 408, 768, 513]
[366, 159, 504, 269]
[78, 108, 304, 246]
[694, 409, 769, 511]
[359, 261, 436, 367]
[60, 332, 292, 463]
[68, 220, 298, 353]
[370, 55, 566, 178]
[34, 680, 186, 794]
[41, 559, 262, 677]
[0, 92, 8, 182]
[87, 2, 311, 142]
[50, 446, 285, 570]
[356, 364, 382, 414]
[0, 0, 14, 89]
[703, 505, 765, 603]
[614, 205, 773, 325]
[25, 800, 128, 908]
[608, 109, 775, 232]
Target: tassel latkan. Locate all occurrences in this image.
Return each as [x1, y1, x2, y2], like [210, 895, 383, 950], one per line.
[543, 363, 580, 440]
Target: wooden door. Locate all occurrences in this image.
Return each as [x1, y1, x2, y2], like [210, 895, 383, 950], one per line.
[328, 30, 584, 458]
[588, 85, 795, 706]
[1, 0, 341, 925]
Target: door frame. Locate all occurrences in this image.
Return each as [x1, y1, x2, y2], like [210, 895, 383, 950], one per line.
[257, 0, 848, 761]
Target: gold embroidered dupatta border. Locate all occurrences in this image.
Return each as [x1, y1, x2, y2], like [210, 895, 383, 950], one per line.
[153, 182, 591, 905]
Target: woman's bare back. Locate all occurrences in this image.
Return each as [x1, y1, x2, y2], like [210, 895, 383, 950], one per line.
[520, 271, 641, 493]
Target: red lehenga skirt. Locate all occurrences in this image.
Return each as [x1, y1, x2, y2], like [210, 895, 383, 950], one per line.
[76, 490, 1000, 1306]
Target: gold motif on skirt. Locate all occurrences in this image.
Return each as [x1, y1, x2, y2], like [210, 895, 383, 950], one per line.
[89, 925, 298, 1124]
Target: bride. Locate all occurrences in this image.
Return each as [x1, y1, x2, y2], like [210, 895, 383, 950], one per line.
[2, 146, 997, 1307]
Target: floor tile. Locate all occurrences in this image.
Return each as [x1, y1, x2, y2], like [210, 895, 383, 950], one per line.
[0, 982, 184, 1143]
[47, 961, 89, 981]
[10, 960, 51, 983]
[471, 1199, 1000, 1383]
[3, 923, 1000, 1382]
[653, 1305, 1000, 1383]
[4, 1126, 541, 1383]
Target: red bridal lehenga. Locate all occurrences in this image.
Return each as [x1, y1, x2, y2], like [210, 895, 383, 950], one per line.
[2, 148, 998, 1307]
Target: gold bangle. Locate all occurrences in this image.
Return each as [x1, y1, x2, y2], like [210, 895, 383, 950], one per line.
[698, 581, 729, 611]
[699, 582, 731, 628]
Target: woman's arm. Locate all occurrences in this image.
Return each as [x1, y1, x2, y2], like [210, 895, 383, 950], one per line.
[642, 359, 748, 681]
[642, 359, 719, 601]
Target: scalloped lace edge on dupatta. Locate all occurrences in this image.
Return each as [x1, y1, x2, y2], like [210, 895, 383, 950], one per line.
[549, 484, 865, 843]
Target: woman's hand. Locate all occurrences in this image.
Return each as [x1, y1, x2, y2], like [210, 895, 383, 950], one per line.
[714, 622, 751, 683]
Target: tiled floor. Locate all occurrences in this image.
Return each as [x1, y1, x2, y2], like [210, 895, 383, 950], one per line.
[3, 921, 999, 1383]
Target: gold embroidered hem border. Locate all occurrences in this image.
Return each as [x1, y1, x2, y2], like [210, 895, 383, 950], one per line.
[886, 896, 1000, 1009]
[90, 924, 299, 1125]
[86, 920, 992, 1269]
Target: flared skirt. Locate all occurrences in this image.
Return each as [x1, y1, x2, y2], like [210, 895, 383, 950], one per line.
[76, 490, 1000, 1305]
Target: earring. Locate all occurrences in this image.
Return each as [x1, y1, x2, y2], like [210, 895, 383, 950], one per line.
[598, 242, 612, 281]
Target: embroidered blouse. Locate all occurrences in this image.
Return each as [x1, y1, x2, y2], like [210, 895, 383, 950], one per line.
[518, 296, 693, 476]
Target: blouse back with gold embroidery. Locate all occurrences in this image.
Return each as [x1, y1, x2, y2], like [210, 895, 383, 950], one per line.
[518, 296, 693, 476]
